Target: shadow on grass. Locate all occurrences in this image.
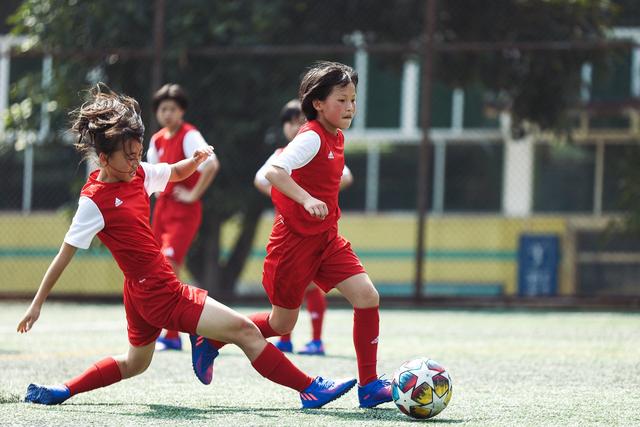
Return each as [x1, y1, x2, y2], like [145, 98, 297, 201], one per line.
[54, 403, 463, 423]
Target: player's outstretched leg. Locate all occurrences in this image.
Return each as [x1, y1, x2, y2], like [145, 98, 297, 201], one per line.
[24, 384, 70, 405]
[336, 273, 392, 408]
[194, 298, 355, 407]
[25, 343, 153, 405]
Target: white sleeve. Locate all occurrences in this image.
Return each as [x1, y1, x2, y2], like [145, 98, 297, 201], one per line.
[63, 197, 104, 249]
[342, 164, 352, 178]
[254, 151, 280, 186]
[146, 137, 159, 164]
[183, 129, 216, 172]
[141, 162, 171, 196]
[271, 131, 321, 175]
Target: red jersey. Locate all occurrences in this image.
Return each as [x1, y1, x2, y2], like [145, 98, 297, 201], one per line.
[271, 120, 344, 236]
[64, 163, 173, 281]
[150, 122, 201, 199]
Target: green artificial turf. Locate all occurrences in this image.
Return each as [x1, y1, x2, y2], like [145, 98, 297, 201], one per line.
[1, 302, 639, 426]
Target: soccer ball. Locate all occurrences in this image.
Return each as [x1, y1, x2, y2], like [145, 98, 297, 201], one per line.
[392, 357, 453, 419]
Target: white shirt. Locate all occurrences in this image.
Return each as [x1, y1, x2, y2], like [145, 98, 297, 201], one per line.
[271, 131, 322, 175]
[147, 129, 216, 172]
[63, 162, 171, 249]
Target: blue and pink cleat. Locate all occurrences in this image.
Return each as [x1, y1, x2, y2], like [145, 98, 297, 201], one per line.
[300, 376, 356, 409]
[24, 384, 70, 405]
[298, 339, 325, 356]
[358, 376, 392, 408]
[189, 334, 218, 385]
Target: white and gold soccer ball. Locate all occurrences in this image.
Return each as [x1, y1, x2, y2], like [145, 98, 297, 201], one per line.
[391, 357, 453, 419]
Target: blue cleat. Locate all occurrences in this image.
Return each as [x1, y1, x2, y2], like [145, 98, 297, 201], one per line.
[358, 376, 393, 408]
[189, 334, 218, 385]
[274, 339, 293, 353]
[300, 376, 356, 409]
[24, 384, 70, 405]
[298, 339, 325, 356]
[155, 336, 183, 351]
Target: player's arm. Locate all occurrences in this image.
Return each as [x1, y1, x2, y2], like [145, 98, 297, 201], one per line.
[172, 131, 220, 202]
[18, 195, 102, 333]
[265, 131, 327, 218]
[169, 146, 214, 182]
[265, 165, 328, 219]
[173, 156, 219, 203]
[254, 176, 272, 196]
[17, 243, 77, 333]
[254, 152, 279, 197]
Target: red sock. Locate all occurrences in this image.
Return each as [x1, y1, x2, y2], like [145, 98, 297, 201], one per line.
[164, 330, 180, 340]
[279, 333, 291, 342]
[251, 343, 313, 391]
[305, 286, 326, 341]
[209, 312, 279, 350]
[353, 306, 379, 386]
[248, 312, 279, 338]
[64, 357, 123, 396]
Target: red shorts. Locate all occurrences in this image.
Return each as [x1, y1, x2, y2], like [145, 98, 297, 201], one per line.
[123, 267, 208, 347]
[262, 218, 366, 309]
[152, 197, 202, 265]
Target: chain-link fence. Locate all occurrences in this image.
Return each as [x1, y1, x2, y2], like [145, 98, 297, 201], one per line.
[1, 1, 640, 301]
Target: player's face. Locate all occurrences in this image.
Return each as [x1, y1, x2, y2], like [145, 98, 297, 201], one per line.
[313, 82, 357, 133]
[156, 100, 184, 130]
[283, 114, 306, 142]
[103, 139, 143, 182]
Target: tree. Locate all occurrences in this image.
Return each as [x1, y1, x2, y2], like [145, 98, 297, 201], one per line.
[6, 0, 628, 297]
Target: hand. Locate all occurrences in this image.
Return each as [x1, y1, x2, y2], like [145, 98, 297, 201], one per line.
[17, 304, 41, 333]
[192, 145, 214, 166]
[173, 185, 197, 203]
[303, 196, 328, 219]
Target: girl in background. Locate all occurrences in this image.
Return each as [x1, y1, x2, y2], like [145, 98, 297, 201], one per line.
[147, 84, 220, 351]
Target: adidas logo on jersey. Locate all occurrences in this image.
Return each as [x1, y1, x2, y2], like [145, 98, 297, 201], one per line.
[115, 197, 123, 207]
[328, 151, 335, 159]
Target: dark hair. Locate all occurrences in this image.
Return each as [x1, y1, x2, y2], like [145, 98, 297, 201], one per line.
[71, 83, 145, 160]
[280, 99, 303, 125]
[299, 61, 358, 120]
[152, 83, 188, 113]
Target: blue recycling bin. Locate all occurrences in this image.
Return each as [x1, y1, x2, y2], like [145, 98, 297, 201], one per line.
[517, 234, 560, 297]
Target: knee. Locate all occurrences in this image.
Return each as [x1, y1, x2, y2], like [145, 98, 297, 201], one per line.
[354, 284, 379, 308]
[232, 318, 264, 345]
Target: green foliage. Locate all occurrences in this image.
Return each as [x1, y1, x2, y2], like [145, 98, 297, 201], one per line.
[616, 147, 640, 234]
[6, 0, 630, 295]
